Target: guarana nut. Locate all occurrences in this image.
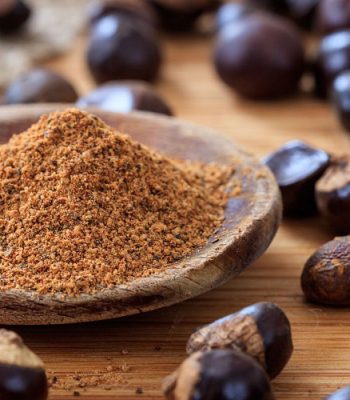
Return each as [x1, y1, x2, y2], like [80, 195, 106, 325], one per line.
[186, 302, 293, 379]
[163, 349, 275, 400]
[213, 13, 305, 99]
[76, 80, 173, 115]
[325, 386, 350, 400]
[316, 155, 350, 233]
[4, 69, 78, 104]
[301, 236, 350, 305]
[0, 0, 31, 34]
[0, 329, 48, 400]
[264, 140, 330, 217]
[87, 14, 162, 83]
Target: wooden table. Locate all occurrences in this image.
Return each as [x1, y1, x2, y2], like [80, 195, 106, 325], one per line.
[9, 32, 350, 399]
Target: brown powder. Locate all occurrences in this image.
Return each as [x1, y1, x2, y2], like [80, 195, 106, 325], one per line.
[48, 368, 126, 393]
[0, 109, 234, 297]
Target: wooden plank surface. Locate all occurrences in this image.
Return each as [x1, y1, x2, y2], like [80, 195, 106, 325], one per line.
[7, 32, 350, 399]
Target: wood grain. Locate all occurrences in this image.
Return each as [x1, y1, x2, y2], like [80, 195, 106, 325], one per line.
[3, 31, 350, 399]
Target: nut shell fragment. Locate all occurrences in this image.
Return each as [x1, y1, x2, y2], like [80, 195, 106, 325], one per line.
[163, 349, 275, 400]
[0, 330, 44, 369]
[186, 302, 293, 379]
[0, 330, 48, 400]
[301, 236, 350, 305]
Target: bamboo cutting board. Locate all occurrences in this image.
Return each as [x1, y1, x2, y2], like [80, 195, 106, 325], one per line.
[4, 33, 350, 399]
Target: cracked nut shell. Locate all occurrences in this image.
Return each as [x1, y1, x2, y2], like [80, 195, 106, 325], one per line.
[4, 69, 78, 104]
[77, 81, 173, 115]
[301, 236, 350, 305]
[186, 302, 293, 379]
[0, 329, 48, 400]
[213, 13, 305, 99]
[316, 155, 350, 233]
[264, 140, 330, 216]
[163, 349, 275, 400]
[0, 0, 31, 34]
[325, 386, 350, 400]
[87, 14, 162, 83]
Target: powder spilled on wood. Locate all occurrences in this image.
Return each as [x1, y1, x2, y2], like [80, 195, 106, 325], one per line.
[48, 364, 130, 395]
[0, 109, 235, 296]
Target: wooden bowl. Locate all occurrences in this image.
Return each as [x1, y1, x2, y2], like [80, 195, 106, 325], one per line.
[0, 104, 281, 325]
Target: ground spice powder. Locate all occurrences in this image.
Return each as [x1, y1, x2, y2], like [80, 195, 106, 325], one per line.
[0, 109, 233, 296]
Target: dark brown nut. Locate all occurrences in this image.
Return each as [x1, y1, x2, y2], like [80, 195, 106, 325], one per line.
[264, 140, 330, 217]
[215, 2, 253, 32]
[186, 302, 293, 379]
[149, 0, 218, 32]
[89, 0, 157, 27]
[0, 0, 31, 34]
[213, 13, 305, 99]
[163, 349, 275, 400]
[332, 71, 350, 132]
[313, 30, 350, 97]
[316, 155, 350, 233]
[315, 0, 350, 35]
[87, 14, 162, 83]
[301, 236, 350, 305]
[4, 69, 78, 104]
[0, 329, 48, 400]
[325, 386, 350, 400]
[77, 81, 173, 115]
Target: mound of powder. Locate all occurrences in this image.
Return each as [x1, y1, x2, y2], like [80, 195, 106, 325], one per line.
[0, 109, 233, 296]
